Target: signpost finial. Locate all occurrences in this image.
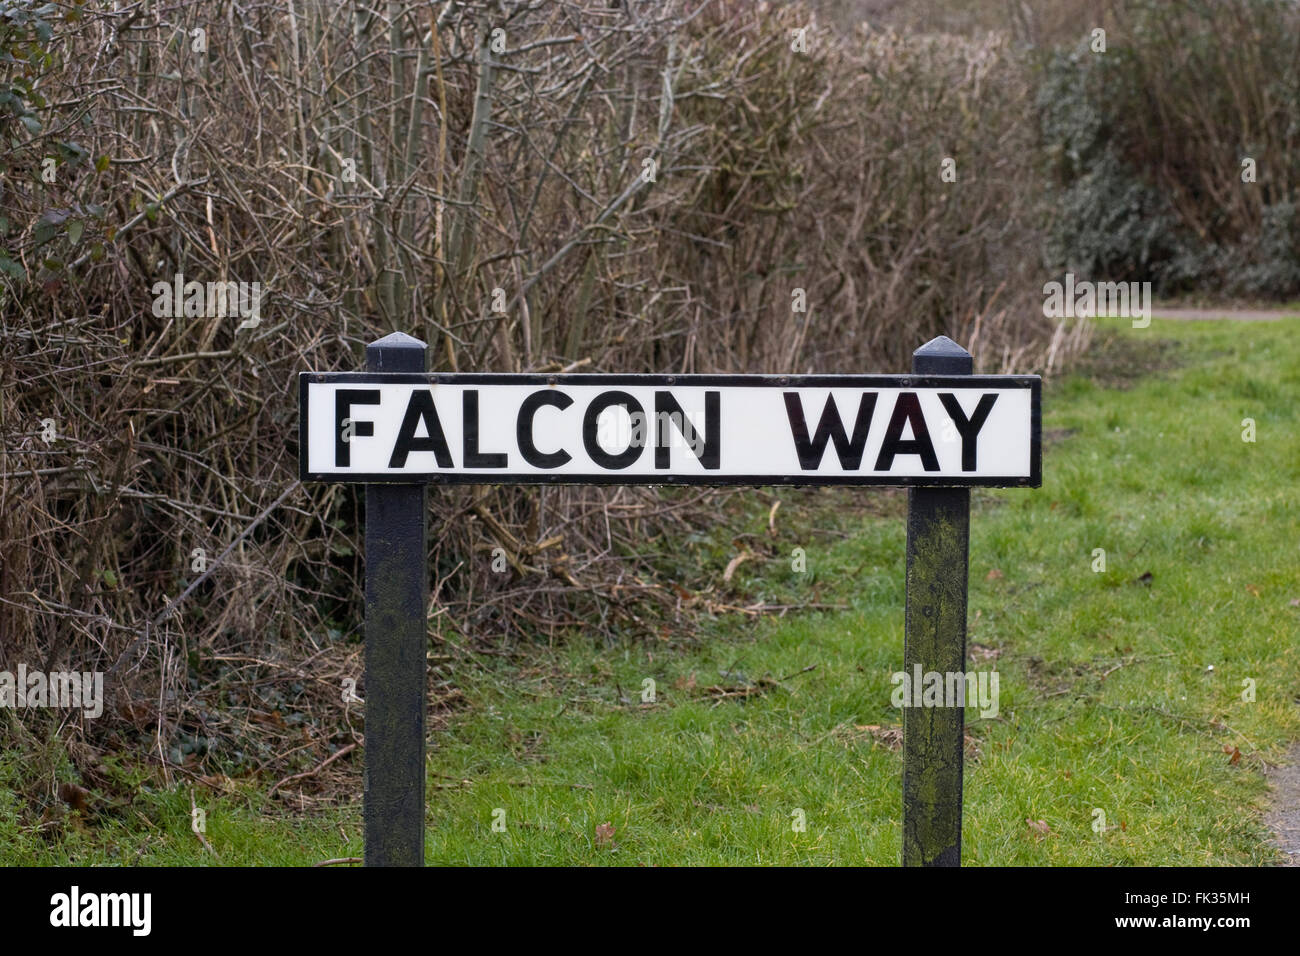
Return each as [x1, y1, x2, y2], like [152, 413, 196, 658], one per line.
[913, 335, 973, 375]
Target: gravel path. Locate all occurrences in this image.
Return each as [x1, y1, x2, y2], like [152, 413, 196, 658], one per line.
[1266, 747, 1300, 866]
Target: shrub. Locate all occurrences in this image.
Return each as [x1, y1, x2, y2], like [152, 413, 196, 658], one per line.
[0, 0, 1072, 803]
[1036, 0, 1300, 298]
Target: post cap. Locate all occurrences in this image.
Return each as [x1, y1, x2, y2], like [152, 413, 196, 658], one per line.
[912, 335, 972, 374]
[368, 330, 426, 350]
[366, 331, 428, 372]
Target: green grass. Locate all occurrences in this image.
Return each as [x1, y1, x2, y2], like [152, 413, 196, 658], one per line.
[4, 316, 1298, 865]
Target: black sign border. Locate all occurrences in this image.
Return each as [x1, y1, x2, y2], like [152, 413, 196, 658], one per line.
[298, 372, 1042, 488]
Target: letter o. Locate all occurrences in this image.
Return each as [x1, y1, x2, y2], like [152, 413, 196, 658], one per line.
[582, 391, 644, 469]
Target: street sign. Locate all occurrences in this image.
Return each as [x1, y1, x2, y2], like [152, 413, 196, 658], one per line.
[298, 332, 1042, 868]
[299, 373, 1040, 486]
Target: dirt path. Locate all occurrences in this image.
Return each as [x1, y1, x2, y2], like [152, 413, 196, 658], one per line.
[1153, 307, 1295, 321]
[1267, 747, 1300, 866]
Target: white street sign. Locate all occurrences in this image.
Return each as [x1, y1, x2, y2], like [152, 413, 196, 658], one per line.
[299, 373, 1040, 486]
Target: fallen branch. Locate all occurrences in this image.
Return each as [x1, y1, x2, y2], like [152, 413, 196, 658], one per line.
[267, 742, 358, 802]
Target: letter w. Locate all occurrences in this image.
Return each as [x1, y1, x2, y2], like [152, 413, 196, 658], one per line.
[783, 393, 877, 470]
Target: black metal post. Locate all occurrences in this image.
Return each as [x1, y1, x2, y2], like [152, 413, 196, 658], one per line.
[902, 334, 972, 866]
[363, 331, 428, 866]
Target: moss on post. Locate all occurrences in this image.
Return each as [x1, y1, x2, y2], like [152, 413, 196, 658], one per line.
[902, 335, 972, 867]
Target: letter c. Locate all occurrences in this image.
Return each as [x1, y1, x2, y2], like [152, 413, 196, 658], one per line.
[517, 390, 573, 468]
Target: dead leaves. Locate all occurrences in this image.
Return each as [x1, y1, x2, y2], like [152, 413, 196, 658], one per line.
[702, 674, 783, 701]
[855, 724, 903, 750]
[700, 664, 816, 701]
[117, 699, 156, 730]
[40, 782, 96, 835]
[58, 782, 91, 814]
[1223, 743, 1242, 765]
[197, 774, 238, 794]
[1026, 818, 1053, 841]
[594, 822, 617, 849]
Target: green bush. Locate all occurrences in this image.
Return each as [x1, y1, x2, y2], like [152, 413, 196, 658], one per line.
[1036, 0, 1300, 298]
